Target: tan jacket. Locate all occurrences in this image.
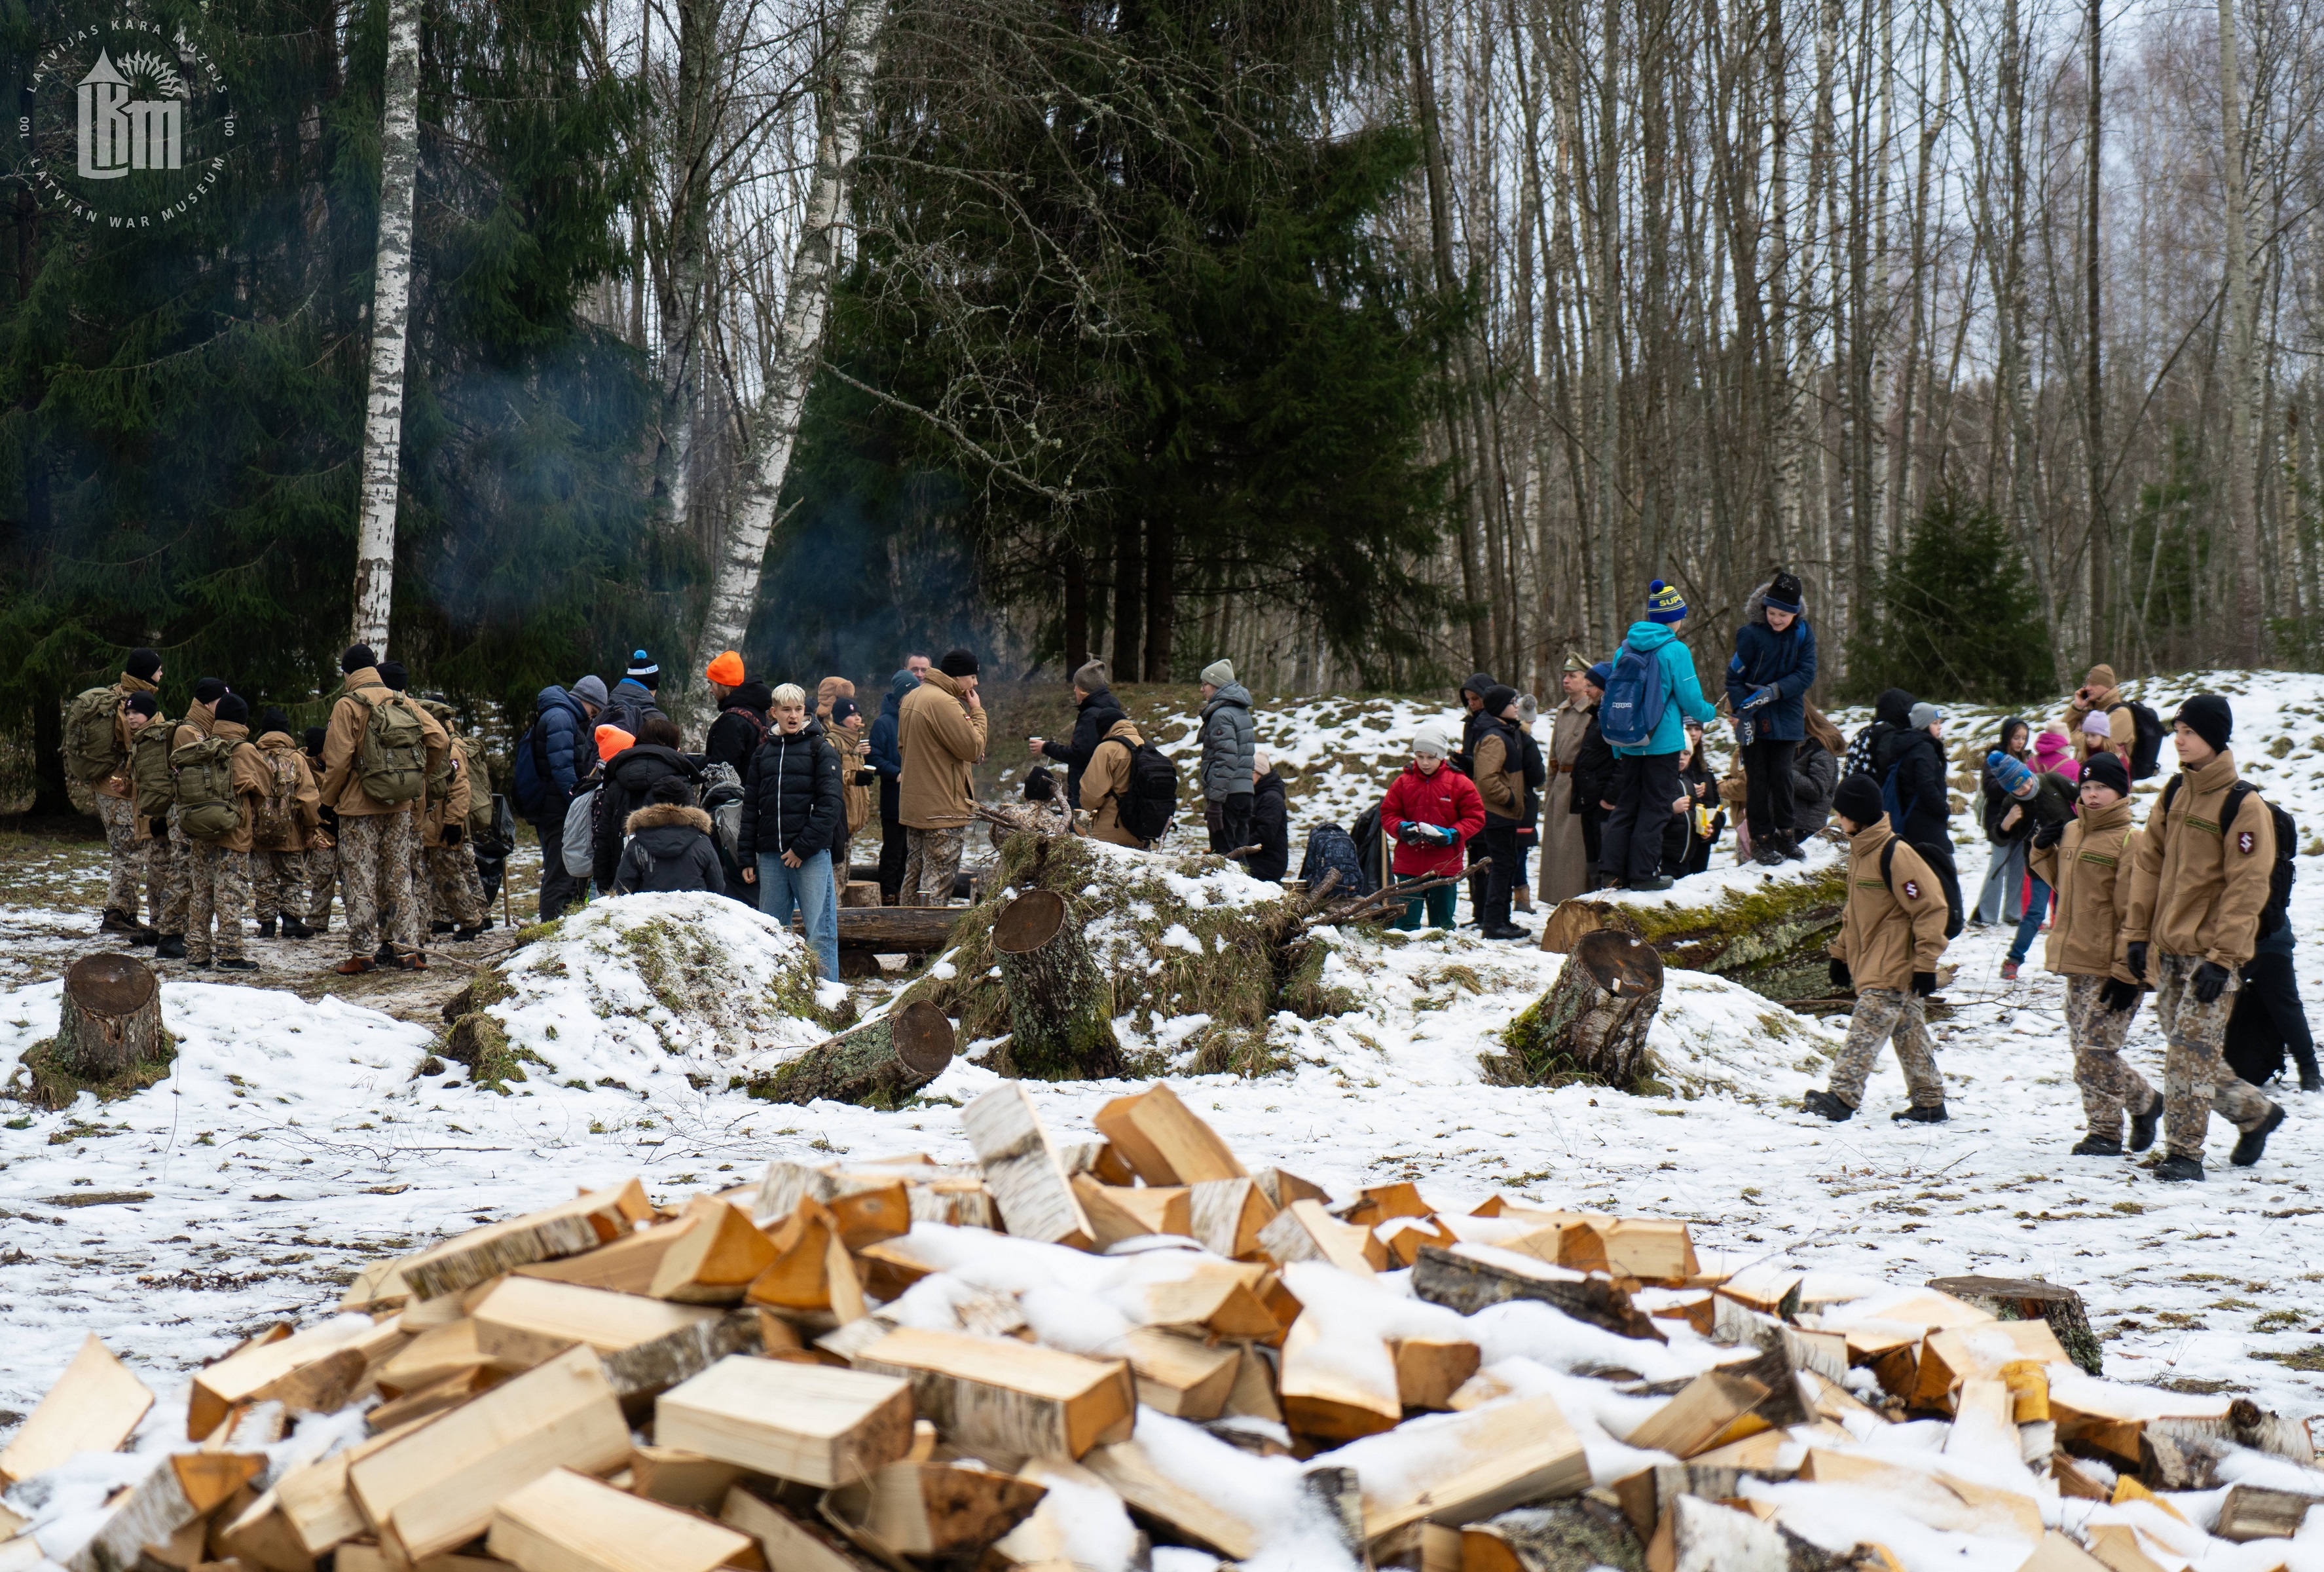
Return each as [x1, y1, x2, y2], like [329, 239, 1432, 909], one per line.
[319, 667, 449, 817]
[100, 672, 161, 799]
[1080, 717, 1147, 847]
[1830, 819, 1949, 993]
[189, 722, 282, 854]
[832, 724, 873, 838]
[422, 744, 474, 848]
[1471, 724, 1525, 822]
[250, 732, 323, 852]
[2122, 748, 2274, 969]
[171, 699, 218, 753]
[897, 669, 987, 829]
[2063, 671, 2133, 761]
[2029, 797, 2138, 981]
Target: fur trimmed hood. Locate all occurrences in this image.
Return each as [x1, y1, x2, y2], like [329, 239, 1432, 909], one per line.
[627, 802, 710, 834]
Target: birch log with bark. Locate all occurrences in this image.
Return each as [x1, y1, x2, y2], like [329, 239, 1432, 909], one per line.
[349, 0, 423, 655]
[677, 0, 884, 740]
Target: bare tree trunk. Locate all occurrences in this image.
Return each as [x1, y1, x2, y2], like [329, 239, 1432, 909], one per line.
[679, 0, 885, 739]
[1593, 0, 1620, 649]
[350, 0, 423, 655]
[2084, 0, 2107, 658]
[2217, 0, 2261, 662]
[650, 0, 726, 544]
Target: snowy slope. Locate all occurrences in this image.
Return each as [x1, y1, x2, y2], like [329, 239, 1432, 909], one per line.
[0, 671, 2321, 1457]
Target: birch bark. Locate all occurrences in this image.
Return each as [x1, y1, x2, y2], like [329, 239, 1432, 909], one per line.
[350, 0, 423, 655]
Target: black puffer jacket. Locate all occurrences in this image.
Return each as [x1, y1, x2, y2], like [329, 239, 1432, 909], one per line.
[1872, 724, 1952, 848]
[591, 743, 703, 887]
[613, 804, 726, 895]
[1037, 688, 1130, 808]
[705, 683, 772, 777]
[738, 719, 844, 862]
[1247, 770, 1289, 882]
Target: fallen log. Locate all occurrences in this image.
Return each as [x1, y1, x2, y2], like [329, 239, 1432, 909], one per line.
[1486, 928, 1664, 1090]
[743, 1001, 957, 1108]
[1538, 859, 1848, 975]
[1411, 1244, 1664, 1343]
[991, 889, 1122, 1079]
[792, 907, 961, 952]
[1924, 1274, 2103, 1377]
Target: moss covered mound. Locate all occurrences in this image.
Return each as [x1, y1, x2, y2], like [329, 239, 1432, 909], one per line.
[7, 1031, 178, 1110]
[1540, 855, 1848, 978]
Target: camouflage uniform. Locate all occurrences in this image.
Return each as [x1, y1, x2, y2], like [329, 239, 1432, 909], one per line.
[185, 842, 252, 963]
[94, 793, 152, 923]
[155, 806, 191, 937]
[339, 811, 421, 960]
[427, 844, 486, 929]
[902, 825, 967, 907]
[1826, 987, 1946, 1110]
[251, 850, 310, 925]
[2062, 973, 2155, 1143]
[2151, 950, 2277, 1159]
[306, 838, 339, 929]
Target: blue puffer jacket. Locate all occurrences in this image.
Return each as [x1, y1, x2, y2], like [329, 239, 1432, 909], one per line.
[524, 685, 590, 815]
[1611, 622, 1717, 757]
[1724, 585, 1818, 743]
[868, 670, 915, 781]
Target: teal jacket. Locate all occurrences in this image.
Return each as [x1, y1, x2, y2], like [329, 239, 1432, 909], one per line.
[1612, 621, 1718, 757]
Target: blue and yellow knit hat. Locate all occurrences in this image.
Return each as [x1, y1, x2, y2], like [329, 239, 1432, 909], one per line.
[1646, 579, 1688, 625]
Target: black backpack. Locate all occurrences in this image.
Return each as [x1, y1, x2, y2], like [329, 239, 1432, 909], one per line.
[1877, 838, 1964, 939]
[2122, 700, 2165, 781]
[1102, 736, 1179, 844]
[2162, 776, 2295, 937]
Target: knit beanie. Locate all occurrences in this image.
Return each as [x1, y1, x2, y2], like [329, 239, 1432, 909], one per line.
[1201, 659, 1236, 687]
[940, 648, 979, 679]
[732, 680, 773, 712]
[830, 696, 861, 726]
[1461, 671, 1497, 701]
[378, 661, 409, 692]
[259, 706, 291, 738]
[1833, 773, 1885, 827]
[1587, 662, 1612, 692]
[2175, 693, 2232, 754]
[303, 726, 327, 756]
[626, 650, 659, 690]
[126, 692, 158, 718]
[705, 650, 745, 688]
[1909, 701, 1945, 730]
[595, 724, 636, 762]
[1646, 579, 1688, 624]
[341, 645, 375, 674]
[1986, 751, 2035, 796]
[124, 648, 162, 682]
[1072, 660, 1111, 695]
[571, 674, 610, 709]
[1763, 571, 1803, 616]
[2082, 750, 2131, 798]
[2079, 711, 2111, 738]
[817, 677, 855, 708]
[2085, 664, 2117, 691]
[648, 777, 697, 807]
[1411, 722, 1450, 758]
[213, 694, 250, 726]
[1482, 684, 1519, 719]
[193, 677, 228, 705]
[1517, 694, 1540, 726]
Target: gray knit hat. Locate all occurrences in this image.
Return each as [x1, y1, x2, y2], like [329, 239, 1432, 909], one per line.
[1072, 660, 1111, 695]
[1909, 701, 1945, 730]
[1200, 659, 1235, 686]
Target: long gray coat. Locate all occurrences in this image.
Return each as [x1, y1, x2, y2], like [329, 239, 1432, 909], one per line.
[1198, 683, 1257, 802]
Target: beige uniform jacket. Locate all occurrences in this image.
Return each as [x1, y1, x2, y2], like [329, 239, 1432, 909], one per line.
[251, 732, 324, 852]
[318, 667, 450, 817]
[1830, 819, 1950, 993]
[896, 669, 987, 829]
[2029, 798, 2138, 982]
[1079, 717, 1147, 847]
[2121, 749, 2274, 969]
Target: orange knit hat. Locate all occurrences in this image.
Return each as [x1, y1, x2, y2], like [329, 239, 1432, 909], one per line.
[706, 650, 745, 686]
[595, 724, 636, 762]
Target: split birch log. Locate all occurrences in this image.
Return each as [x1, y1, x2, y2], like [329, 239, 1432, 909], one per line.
[401, 1179, 650, 1300]
[828, 1460, 1049, 1555]
[66, 1451, 264, 1572]
[960, 1083, 1095, 1249]
[53, 952, 167, 1081]
[1411, 1244, 1665, 1343]
[853, 1326, 1135, 1459]
[0, 1335, 153, 1487]
[488, 1467, 754, 1572]
[1486, 929, 1663, 1089]
[1094, 1084, 1249, 1186]
[1924, 1275, 2103, 1377]
[745, 1001, 955, 1108]
[991, 889, 1122, 1079]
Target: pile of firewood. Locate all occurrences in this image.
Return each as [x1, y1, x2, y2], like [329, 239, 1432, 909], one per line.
[3, 1083, 2320, 1572]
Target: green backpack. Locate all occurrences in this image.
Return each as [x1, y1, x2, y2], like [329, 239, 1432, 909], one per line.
[353, 687, 428, 805]
[172, 736, 251, 842]
[62, 686, 126, 783]
[130, 719, 177, 818]
[460, 741, 496, 841]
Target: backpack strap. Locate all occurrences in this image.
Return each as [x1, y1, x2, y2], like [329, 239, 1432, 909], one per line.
[1879, 838, 1898, 892]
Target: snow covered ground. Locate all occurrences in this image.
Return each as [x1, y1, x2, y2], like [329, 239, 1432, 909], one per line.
[0, 668, 2321, 1465]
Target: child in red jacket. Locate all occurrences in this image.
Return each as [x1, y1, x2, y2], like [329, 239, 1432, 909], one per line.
[1380, 722, 1487, 930]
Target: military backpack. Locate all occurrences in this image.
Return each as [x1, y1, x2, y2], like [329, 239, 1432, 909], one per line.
[172, 736, 252, 843]
[350, 686, 429, 805]
[62, 686, 127, 783]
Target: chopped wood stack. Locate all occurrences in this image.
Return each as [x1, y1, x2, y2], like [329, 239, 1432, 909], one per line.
[4, 1081, 2319, 1572]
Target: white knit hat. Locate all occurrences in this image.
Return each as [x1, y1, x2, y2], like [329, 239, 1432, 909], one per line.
[2080, 711, 2111, 737]
[1412, 722, 1450, 758]
[1200, 659, 1235, 686]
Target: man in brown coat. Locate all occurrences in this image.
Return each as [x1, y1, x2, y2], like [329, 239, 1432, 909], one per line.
[2063, 664, 2137, 765]
[319, 645, 448, 973]
[1467, 685, 1528, 939]
[1543, 654, 1596, 904]
[176, 694, 276, 971]
[2120, 694, 2286, 1180]
[249, 707, 323, 940]
[1803, 773, 1951, 1123]
[896, 649, 988, 905]
[1078, 715, 1149, 847]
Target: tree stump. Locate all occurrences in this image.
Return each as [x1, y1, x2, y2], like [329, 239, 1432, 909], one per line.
[745, 1001, 957, 1108]
[1925, 1275, 2103, 1376]
[57, 954, 166, 1081]
[1486, 929, 1663, 1090]
[991, 889, 1122, 1080]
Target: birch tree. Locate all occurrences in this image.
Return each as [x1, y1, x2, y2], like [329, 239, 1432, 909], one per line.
[349, 0, 424, 656]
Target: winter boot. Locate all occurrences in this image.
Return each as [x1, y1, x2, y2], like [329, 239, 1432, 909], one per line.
[280, 917, 316, 939]
[454, 924, 487, 942]
[399, 953, 427, 971]
[1779, 832, 1805, 862]
[214, 958, 258, 973]
[2071, 1135, 2124, 1157]
[1999, 960, 2020, 981]
[1892, 1103, 1949, 1123]
[2293, 1045, 2323, 1093]
[431, 920, 457, 935]
[100, 907, 141, 934]
[130, 926, 159, 946]
[373, 942, 397, 965]
[155, 934, 187, 960]
[255, 918, 276, 939]
[2128, 1090, 2164, 1152]
[1752, 842, 1786, 868]
[186, 960, 211, 971]
[2229, 1104, 2286, 1167]
[2152, 1154, 2204, 1183]
[1802, 1089, 1855, 1121]
[334, 956, 374, 975]
[1633, 874, 1674, 891]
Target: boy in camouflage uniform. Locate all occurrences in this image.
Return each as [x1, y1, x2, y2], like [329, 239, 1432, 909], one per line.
[2120, 694, 2287, 1180]
[179, 694, 272, 971]
[249, 707, 322, 938]
[92, 649, 165, 941]
[1803, 772, 1952, 1123]
[302, 726, 339, 931]
[319, 646, 448, 973]
[419, 700, 487, 938]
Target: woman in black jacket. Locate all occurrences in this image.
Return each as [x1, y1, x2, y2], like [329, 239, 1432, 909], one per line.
[590, 717, 703, 890]
[613, 779, 726, 895]
[1568, 664, 1617, 878]
[737, 684, 845, 979]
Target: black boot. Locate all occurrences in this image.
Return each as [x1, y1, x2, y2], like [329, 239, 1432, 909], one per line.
[1892, 1103, 1949, 1123]
[2152, 1153, 2204, 1182]
[255, 917, 276, 939]
[1802, 1089, 1855, 1121]
[280, 916, 316, 939]
[155, 934, 187, 960]
[374, 942, 397, 965]
[431, 920, 457, 935]
[2071, 1134, 2124, 1156]
[2293, 1047, 2323, 1093]
[454, 923, 487, 941]
[1778, 831, 1805, 862]
[100, 907, 141, 934]
[130, 924, 158, 946]
[2128, 1089, 2164, 1153]
[2230, 1104, 2285, 1167]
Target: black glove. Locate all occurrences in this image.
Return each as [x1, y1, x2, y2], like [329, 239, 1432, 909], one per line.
[2192, 960, 2231, 1004]
[2098, 977, 2142, 1013]
[855, 768, 877, 785]
[147, 817, 166, 838]
[441, 825, 462, 847]
[1829, 958, 1852, 991]
[1912, 970, 1938, 996]
[2032, 818, 2066, 850]
[2125, 941, 2149, 981]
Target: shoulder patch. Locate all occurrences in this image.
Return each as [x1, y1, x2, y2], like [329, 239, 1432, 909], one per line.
[2077, 850, 2118, 868]
[1900, 878, 1921, 901]
[2238, 828, 2257, 855]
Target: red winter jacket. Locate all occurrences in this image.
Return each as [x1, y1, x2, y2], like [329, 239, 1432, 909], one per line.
[1379, 762, 1487, 878]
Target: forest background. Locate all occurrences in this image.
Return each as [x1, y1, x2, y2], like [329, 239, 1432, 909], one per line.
[3, 0, 2321, 811]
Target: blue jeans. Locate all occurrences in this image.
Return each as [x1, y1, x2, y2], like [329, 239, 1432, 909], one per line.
[756, 850, 838, 981]
[2009, 874, 2051, 964]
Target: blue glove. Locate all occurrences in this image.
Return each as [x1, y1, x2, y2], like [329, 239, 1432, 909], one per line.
[1424, 823, 1454, 846]
[1742, 684, 1777, 710]
[1395, 820, 1424, 846]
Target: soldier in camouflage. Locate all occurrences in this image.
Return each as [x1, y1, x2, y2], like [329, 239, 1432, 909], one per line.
[318, 647, 447, 972]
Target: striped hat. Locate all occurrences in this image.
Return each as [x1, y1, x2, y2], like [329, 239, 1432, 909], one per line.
[1646, 579, 1688, 625]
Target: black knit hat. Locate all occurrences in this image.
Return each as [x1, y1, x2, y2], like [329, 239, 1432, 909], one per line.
[303, 726, 327, 756]
[213, 694, 250, 726]
[648, 777, 696, 807]
[1764, 571, 1803, 615]
[193, 677, 228, 704]
[1482, 684, 1520, 718]
[1833, 772, 1885, 828]
[378, 661, 409, 692]
[940, 648, 979, 679]
[2175, 694, 2231, 755]
[126, 692, 159, 718]
[2082, 750, 2131, 797]
[124, 648, 162, 682]
[341, 644, 376, 674]
[259, 706, 291, 737]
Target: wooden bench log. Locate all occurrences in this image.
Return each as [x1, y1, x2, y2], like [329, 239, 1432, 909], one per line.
[743, 1001, 956, 1107]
